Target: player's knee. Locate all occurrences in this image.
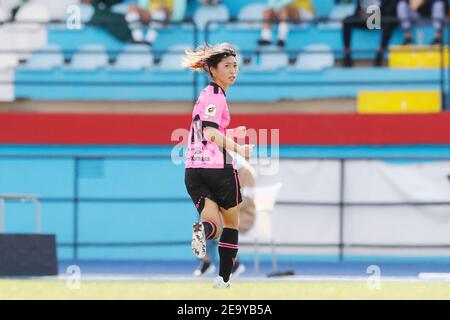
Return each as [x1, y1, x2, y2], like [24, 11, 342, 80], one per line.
[210, 225, 222, 240]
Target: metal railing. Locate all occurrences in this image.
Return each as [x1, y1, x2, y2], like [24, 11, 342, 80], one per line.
[0, 194, 42, 233]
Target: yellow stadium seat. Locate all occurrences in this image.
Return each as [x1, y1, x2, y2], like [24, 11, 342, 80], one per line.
[389, 45, 449, 68]
[357, 90, 441, 113]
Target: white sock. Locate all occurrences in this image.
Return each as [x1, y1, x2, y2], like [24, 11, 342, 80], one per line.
[261, 28, 272, 41]
[278, 22, 289, 41]
[132, 29, 144, 42]
[125, 11, 140, 23]
[126, 11, 144, 42]
[145, 28, 158, 43]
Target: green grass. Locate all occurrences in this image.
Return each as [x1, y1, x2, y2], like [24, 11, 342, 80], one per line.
[1, 280, 450, 299]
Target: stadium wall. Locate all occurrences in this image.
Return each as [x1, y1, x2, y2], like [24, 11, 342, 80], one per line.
[2, 112, 450, 145]
[2, 112, 450, 261]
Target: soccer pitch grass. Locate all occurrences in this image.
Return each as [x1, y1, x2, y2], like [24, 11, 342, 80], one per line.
[2, 280, 450, 299]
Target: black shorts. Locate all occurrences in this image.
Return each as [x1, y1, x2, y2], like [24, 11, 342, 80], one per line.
[185, 168, 243, 214]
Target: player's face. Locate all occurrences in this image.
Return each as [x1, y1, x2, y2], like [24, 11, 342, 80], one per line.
[212, 55, 239, 87]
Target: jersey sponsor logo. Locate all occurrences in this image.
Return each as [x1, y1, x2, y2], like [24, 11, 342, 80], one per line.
[204, 104, 217, 117]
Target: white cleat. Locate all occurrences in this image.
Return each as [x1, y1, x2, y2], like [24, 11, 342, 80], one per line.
[191, 222, 206, 259]
[213, 275, 230, 289]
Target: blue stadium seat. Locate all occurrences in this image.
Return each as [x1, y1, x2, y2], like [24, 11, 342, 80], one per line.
[158, 44, 191, 71]
[252, 47, 289, 71]
[311, 0, 338, 18]
[111, 44, 154, 71]
[193, 4, 230, 30]
[20, 45, 64, 70]
[294, 44, 335, 71]
[68, 44, 109, 70]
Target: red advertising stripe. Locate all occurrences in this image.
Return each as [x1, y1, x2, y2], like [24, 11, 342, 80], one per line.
[1, 112, 450, 145]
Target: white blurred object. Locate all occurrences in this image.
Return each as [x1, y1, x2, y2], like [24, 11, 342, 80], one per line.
[8, 3, 50, 60]
[0, 69, 15, 101]
[159, 44, 191, 71]
[0, 5, 10, 22]
[258, 49, 289, 71]
[193, 4, 229, 30]
[30, 0, 78, 20]
[69, 44, 109, 70]
[112, 44, 154, 71]
[295, 44, 334, 71]
[20, 44, 64, 70]
[0, 51, 18, 70]
[237, 3, 266, 29]
[245, 182, 283, 275]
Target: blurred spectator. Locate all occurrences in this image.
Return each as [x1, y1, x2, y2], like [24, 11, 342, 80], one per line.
[397, 0, 448, 45]
[342, 0, 398, 67]
[257, 0, 315, 48]
[81, 0, 133, 42]
[193, 153, 256, 278]
[125, 0, 187, 46]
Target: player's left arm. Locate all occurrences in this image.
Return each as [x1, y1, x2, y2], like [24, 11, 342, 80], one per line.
[226, 126, 246, 139]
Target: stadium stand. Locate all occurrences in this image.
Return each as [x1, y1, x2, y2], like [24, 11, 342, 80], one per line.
[0, 0, 445, 104]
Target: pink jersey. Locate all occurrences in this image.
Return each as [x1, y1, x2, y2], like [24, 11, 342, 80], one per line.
[185, 82, 235, 169]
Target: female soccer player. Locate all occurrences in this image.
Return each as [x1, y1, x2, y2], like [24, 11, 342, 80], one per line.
[183, 43, 254, 288]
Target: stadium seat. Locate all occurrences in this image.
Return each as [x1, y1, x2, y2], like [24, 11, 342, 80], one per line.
[12, 2, 50, 59]
[20, 44, 64, 70]
[158, 44, 191, 71]
[357, 90, 441, 113]
[256, 48, 289, 71]
[111, 44, 154, 71]
[68, 44, 109, 70]
[0, 68, 15, 101]
[318, 2, 356, 29]
[3, 23, 48, 61]
[15, 2, 51, 22]
[389, 45, 449, 69]
[294, 44, 335, 70]
[193, 4, 229, 30]
[31, 0, 78, 21]
[236, 2, 266, 29]
[0, 52, 19, 71]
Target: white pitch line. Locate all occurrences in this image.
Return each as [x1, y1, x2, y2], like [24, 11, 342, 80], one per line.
[11, 274, 450, 284]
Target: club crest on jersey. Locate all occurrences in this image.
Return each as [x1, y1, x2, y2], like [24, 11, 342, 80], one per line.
[204, 104, 217, 117]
